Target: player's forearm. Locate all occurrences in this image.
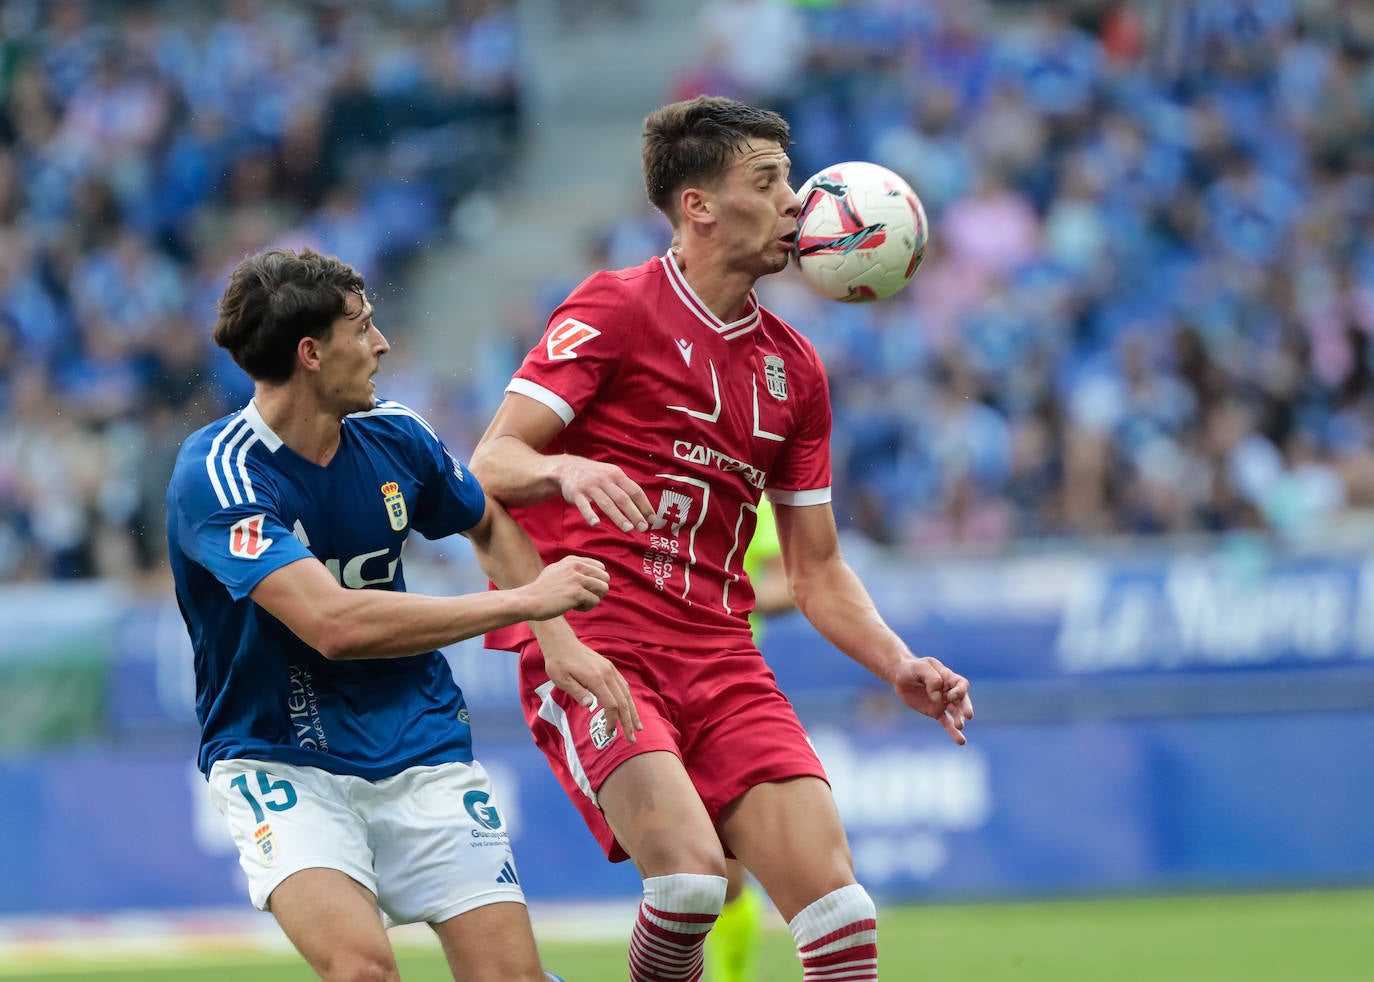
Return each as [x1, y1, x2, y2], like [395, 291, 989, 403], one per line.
[314, 587, 538, 660]
[790, 558, 912, 684]
[469, 434, 565, 506]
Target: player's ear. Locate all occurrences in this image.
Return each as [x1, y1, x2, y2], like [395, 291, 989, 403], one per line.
[680, 186, 714, 225]
[298, 335, 322, 372]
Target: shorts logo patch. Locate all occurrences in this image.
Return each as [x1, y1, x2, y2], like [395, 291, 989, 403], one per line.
[254, 822, 277, 864]
[589, 706, 612, 750]
[463, 790, 503, 830]
[496, 860, 520, 885]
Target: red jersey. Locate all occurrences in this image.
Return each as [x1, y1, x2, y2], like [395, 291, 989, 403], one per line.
[485, 253, 832, 651]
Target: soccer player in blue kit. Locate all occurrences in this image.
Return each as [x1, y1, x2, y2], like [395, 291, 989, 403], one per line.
[166, 247, 641, 982]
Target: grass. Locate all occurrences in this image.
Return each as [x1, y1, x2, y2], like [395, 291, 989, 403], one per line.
[2, 888, 1370, 981]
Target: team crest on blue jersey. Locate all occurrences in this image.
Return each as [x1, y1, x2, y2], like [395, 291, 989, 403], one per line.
[381, 482, 408, 531]
[764, 355, 788, 401]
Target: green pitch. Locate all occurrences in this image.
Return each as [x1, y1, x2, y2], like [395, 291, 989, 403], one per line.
[2, 889, 1370, 981]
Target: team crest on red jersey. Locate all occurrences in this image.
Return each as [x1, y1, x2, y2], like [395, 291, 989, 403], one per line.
[547, 318, 601, 360]
[229, 514, 273, 559]
[763, 355, 788, 401]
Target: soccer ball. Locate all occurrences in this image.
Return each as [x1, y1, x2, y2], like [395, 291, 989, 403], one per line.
[792, 160, 928, 303]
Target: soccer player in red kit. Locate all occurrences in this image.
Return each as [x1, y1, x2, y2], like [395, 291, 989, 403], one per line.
[472, 95, 973, 982]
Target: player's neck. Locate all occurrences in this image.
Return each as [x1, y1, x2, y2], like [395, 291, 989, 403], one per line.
[671, 245, 754, 323]
[252, 387, 344, 466]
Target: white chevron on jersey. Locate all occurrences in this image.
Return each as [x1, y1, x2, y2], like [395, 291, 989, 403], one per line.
[667, 361, 722, 423]
[752, 378, 785, 442]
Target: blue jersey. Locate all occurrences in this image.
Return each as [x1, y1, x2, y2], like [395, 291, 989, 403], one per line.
[166, 399, 487, 780]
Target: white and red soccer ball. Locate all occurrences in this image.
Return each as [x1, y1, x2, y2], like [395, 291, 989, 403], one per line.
[792, 160, 928, 303]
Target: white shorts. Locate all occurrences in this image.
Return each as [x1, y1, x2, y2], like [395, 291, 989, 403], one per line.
[208, 758, 525, 927]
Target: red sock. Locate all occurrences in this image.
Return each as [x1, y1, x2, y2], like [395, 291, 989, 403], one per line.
[628, 873, 727, 982]
[789, 884, 879, 980]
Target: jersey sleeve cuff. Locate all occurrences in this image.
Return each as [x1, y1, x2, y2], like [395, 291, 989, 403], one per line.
[767, 487, 832, 506]
[507, 377, 575, 425]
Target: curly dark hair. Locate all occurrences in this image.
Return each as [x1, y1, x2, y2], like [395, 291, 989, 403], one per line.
[213, 248, 366, 384]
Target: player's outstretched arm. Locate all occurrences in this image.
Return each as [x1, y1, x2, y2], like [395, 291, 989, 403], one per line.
[774, 502, 974, 744]
[249, 553, 602, 662]
[471, 392, 653, 532]
[463, 497, 642, 744]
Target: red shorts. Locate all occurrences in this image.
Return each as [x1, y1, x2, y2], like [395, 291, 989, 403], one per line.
[518, 636, 828, 862]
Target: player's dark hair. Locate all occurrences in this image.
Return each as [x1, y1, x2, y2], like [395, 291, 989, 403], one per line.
[213, 248, 366, 384]
[642, 95, 791, 223]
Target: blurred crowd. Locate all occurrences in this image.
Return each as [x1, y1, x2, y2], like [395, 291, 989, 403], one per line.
[0, 0, 521, 581]
[625, 0, 1374, 551]
[5, 0, 1374, 585]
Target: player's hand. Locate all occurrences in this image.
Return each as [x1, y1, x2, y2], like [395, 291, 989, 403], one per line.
[542, 640, 643, 744]
[890, 657, 974, 746]
[554, 455, 655, 533]
[523, 555, 610, 619]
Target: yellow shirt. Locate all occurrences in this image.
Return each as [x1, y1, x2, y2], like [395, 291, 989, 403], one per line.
[745, 497, 783, 643]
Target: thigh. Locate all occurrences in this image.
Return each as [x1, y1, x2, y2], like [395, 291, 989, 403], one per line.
[208, 759, 377, 911]
[432, 901, 544, 982]
[679, 650, 830, 823]
[598, 750, 727, 879]
[719, 776, 857, 922]
[519, 640, 682, 862]
[368, 761, 527, 927]
[270, 867, 396, 980]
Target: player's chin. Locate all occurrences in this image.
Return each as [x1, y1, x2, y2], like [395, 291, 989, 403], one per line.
[761, 248, 791, 275]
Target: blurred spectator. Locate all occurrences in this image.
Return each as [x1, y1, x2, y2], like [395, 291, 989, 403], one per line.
[0, 0, 526, 583]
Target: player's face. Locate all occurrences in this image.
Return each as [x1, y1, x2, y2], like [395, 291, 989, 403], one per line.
[713, 140, 801, 278]
[319, 292, 389, 415]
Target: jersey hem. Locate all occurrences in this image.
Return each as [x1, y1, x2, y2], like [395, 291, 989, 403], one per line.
[198, 747, 475, 781]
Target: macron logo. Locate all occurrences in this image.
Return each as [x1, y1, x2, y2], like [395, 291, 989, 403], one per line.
[547, 318, 601, 360]
[675, 338, 693, 366]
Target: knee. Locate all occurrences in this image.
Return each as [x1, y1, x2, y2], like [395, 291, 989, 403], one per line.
[635, 835, 728, 880]
[317, 950, 399, 982]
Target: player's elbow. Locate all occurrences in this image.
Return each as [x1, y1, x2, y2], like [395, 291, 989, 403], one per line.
[466, 442, 501, 492]
[312, 636, 353, 661]
[295, 607, 367, 661]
